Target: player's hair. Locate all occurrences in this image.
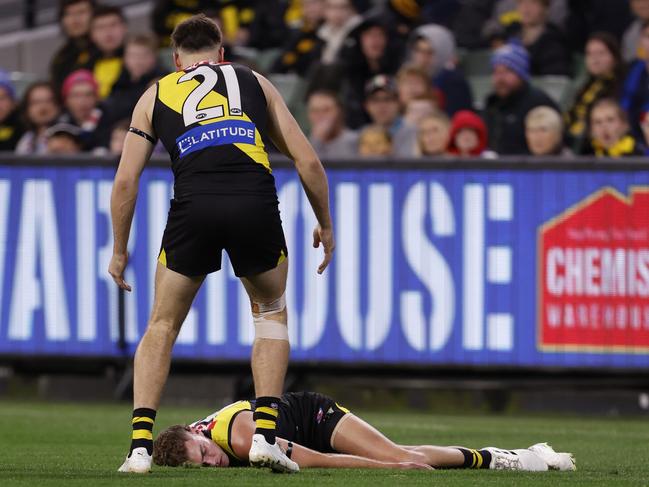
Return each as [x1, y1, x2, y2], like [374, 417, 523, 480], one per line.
[171, 14, 222, 53]
[91, 4, 125, 23]
[152, 425, 191, 467]
[126, 32, 159, 53]
[58, 0, 95, 20]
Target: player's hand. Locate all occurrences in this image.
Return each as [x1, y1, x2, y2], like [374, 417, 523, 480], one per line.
[108, 252, 132, 292]
[312, 224, 334, 274]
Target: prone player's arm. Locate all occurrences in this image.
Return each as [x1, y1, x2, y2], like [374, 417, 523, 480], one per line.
[254, 73, 334, 274]
[274, 438, 432, 470]
[108, 85, 157, 291]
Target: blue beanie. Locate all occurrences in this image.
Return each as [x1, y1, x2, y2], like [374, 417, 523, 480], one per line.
[0, 70, 15, 100]
[491, 43, 530, 81]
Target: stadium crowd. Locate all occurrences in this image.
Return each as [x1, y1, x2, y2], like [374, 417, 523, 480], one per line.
[1, 0, 649, 159]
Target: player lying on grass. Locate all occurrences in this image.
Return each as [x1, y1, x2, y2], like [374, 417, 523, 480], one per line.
[153, 391, 575, 472]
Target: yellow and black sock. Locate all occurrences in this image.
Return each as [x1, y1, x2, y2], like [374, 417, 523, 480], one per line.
[130, 407, 156, 456]
[253, 396, 280, 444]
[457, 448, 492, 469]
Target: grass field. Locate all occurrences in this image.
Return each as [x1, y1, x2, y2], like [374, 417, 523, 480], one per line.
[0, 400, 647, 486]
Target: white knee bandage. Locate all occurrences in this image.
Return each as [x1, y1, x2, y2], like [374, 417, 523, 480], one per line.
[253, 294, 289, 341]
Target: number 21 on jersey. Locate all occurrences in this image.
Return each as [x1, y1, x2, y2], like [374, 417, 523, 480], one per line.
[178, 64, 242, 127]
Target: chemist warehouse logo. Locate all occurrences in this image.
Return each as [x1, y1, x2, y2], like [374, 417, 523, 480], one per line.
[537, 187, 649, 353]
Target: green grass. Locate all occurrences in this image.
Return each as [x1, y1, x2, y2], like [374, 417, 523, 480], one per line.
[0, 400, 647, 486]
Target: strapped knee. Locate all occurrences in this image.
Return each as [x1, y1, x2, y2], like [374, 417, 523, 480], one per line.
[252, 293, 289, 341]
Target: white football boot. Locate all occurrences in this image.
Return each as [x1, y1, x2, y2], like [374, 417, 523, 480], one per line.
[117, 447, 152, 473]
[248, 434, 299, 473]
[484, 447, 549, 471]
[528, 442, 576, 471]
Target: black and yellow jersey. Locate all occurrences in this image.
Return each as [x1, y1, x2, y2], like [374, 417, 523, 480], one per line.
[152, 61, 275, 197]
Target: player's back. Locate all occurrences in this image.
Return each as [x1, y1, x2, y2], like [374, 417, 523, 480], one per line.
[153, 61, 274, 197]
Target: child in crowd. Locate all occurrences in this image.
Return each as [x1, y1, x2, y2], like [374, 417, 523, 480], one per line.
[525, 106, 572, 156]
[44, 123, 83, 154]
[109, 118, 129, 155]
[393, 94, 438, 156]
[358, 125, 392, 157]
[15, 82, 61, 154]
[416, 110, 451, 157]
[589, 98, 645, 157]
[447, 110, 492, 157]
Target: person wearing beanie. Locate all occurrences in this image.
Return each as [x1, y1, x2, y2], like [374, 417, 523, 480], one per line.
[58, 69, 109, 150]
[484, 42, 559, 154]
[447, 110, 493, 157]
[0, 70, 24, 151]
[406, 24, 473, 116]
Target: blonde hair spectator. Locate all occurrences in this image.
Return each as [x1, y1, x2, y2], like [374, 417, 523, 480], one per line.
[358, 125, 392, 157]
[416, 110, 451, 157]
[525, 106, 568, 156]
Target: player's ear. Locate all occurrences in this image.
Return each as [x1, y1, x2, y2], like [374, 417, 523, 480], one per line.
[173, 51, 182, 72]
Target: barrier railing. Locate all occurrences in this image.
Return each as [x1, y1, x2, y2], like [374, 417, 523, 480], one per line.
[0, 154, 647, 371]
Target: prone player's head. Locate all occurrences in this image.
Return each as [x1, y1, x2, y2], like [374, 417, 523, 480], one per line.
[153, 424, 231, 468]
[170, 14, 224, 71]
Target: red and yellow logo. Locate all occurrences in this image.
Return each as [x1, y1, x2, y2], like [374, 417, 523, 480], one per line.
[538, 187, 649, 353]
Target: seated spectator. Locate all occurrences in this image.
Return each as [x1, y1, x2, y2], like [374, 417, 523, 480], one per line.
[502, 0, 572, 76]
[447, 110, 492, 157]
[565, 32, 624, 149]
[50, 0, 95, 92]
[358, 125, 392, 156]
[363, 75, 402, 136]
[406, 24, 473, 115]
[589, 98, 645, 157]
[104, 33, 166, 125]
[623, 0, 649, 62]
[307, 89, 358, 158]
[317, 0, 362, 65]
[396, 64, 435, 111]
[525, 106, 571, 155]
[88, 5, 128, 99]
[393, 93, 438, 156]
[59, 69, 109, 150]
[0, 71, 24, 151]
[109, 118, 129, 155]
[340, 16, 401, 128]
[272, 0, 324, 76]
[621, 20, 649, 140]
[416, 110, 451, 157]
[15, 82, 61, 154]
[44, 123, 83, 154]
[484, 43, 558, 154]
[566, 0, 633, 52]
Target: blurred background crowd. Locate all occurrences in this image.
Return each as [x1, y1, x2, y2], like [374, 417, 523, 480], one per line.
[1, 0, 649, 160]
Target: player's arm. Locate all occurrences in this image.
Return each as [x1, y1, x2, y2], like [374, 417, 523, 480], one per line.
[254, 72, 334, 274]
[108, 85, 157, 291]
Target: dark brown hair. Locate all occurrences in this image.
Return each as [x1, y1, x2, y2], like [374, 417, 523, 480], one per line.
[171, 14, 222, 53]
[58, 0, 95, 20]
[587, 32, 624, 80]
[152, 425, 191, 467]
[19, 81, 60, 130]
[91, 4, 125, 23]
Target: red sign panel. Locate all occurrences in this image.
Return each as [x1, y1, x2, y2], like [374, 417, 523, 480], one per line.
[538, 187, 649, 353]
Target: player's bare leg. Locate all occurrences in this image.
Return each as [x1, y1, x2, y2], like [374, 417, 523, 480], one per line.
[239, 259, 298, 472]
[118, 263, 204, 473]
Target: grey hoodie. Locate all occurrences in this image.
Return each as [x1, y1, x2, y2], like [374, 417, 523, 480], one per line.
[408, 24, 457, 77]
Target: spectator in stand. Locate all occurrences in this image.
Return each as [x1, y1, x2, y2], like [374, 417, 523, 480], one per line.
[358, 125, 392, 156]
[500, 0, 572, 76]
[416, 110, 451, 157]
[623, 0, 649, 62]
[589, 98, 645, 157]
[88, 5, 128, 99]
[525, 106, 572, 156]
[565, 32, 624, 151]
[363, 75, 402, 137]
[405, 24, 473, 116]
[272, 0, 325, 76]
[44, 123, 83, 154]
[340, 16, 402, 128]
[59, 69, 109, 150]
[447, 110, 492, 157]
[109, 118, 129, 155]
[307, 89, 358, 158]
[639, 111, 649, 154]
[318, 0, 362, 65]
[396, 64, 435, 111]
[50, 0, 95, 92]
[393, 93, 438, 156]
[0, 71, 24, 151]
[484, 43, 558, 154]
[621, 20, 649, 140]
[566, 0, 633, 53]
[15, 82, 61, 154]
[103, 33, 166, 125]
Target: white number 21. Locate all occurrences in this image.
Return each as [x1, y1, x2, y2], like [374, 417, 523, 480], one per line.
[178, 64, 242, 127]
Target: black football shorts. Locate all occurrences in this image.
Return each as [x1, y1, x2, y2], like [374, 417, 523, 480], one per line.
[158, 193, 288, 277]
